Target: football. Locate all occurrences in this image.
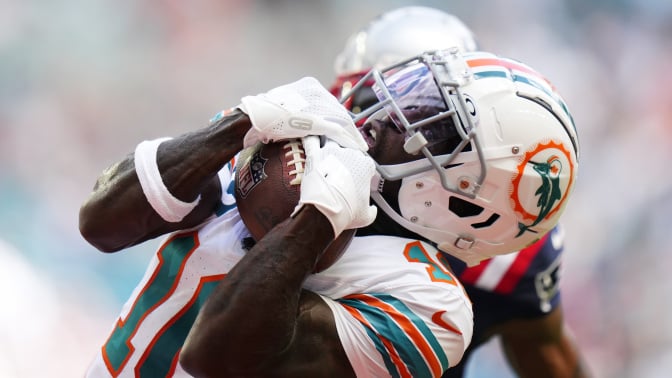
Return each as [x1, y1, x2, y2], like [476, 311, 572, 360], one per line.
[234, 139, 355, 273]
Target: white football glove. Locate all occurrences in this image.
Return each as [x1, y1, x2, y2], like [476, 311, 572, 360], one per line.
[294, 136, 377, 237]
[238, 77, 367, 151]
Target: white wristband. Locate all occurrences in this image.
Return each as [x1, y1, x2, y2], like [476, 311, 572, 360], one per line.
[134, 137, 201, 222]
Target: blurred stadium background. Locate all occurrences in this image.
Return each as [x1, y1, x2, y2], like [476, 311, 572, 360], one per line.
[1, 0, 671, 376]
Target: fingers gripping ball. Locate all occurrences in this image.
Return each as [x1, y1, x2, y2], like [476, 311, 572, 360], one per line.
[234, 139, 355, 273]
[297, 136, 377, 237]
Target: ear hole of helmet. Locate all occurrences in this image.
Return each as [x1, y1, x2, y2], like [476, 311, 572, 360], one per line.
[449, 196, 483, 217]
[448, 197, 501, 229]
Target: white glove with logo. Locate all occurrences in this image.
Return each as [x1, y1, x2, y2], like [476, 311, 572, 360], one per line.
[293, 136, 377, 237]
[238, 77, 367, 151]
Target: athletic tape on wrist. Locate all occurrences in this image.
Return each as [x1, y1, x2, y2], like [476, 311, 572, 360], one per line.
[134, 137, 201, 222]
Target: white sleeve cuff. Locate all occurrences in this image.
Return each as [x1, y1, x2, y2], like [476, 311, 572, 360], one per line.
[134, 137, 201, 222]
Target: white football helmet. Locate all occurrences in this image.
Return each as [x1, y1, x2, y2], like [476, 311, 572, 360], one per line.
[346, 49, 579, 266]
[330, 6, 478, 109]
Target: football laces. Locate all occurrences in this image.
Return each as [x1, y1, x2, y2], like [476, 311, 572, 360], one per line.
[283, 139, 305, 185]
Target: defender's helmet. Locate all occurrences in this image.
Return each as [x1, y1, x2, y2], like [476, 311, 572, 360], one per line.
[347, 50, 579, 266]
[330, 6, 479, 112]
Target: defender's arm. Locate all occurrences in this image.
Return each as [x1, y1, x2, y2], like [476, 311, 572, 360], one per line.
[498, 305, 591, 378]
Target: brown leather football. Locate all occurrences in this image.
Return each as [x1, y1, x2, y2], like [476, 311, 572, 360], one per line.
[234, 139, 355, 273]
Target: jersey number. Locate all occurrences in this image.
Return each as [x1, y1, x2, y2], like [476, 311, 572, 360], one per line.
[403, 241, 457, 285]
[102, 233, 224, 377]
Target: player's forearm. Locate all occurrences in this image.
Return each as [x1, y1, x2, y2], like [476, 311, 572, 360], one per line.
[181, 205, 334, 376]
[151, 109, 249, 202]
[79, 110, 251, 252]
[505, 338, 589, 378]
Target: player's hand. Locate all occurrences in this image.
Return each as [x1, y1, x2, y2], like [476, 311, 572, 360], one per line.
[238, 77, 367, 151]
[293, 136, 377, 237]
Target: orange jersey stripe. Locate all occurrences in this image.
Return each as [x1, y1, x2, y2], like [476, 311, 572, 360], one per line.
[102, 232, 200, 376]
[341, 304, 412, 378]
[346, 294, 443, 377]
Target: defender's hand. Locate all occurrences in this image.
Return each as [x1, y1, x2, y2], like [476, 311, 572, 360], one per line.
[294, 136, 377, 237]
[238, 77, 367, 151]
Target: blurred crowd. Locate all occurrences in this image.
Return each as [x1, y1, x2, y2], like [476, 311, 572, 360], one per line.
[1, 0, 671, 377]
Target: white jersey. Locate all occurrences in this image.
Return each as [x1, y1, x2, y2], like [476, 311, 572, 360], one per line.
[86, 166, 473, 378]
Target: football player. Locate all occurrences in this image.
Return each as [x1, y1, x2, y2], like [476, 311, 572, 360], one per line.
[329, 6, 590, 377]
[80, 35, 577, 378]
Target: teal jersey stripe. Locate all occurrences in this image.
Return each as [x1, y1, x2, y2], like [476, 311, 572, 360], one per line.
[358, 321, 402, 378]
[137, 278, 222, 377]
[340, 297, 426, 377]
[215, 164, 238, 217]
[339, 295, 439, 378]
[371, 294, 448, 370]
[103, 234, 198, 373]
[214, 200, 235, 217]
